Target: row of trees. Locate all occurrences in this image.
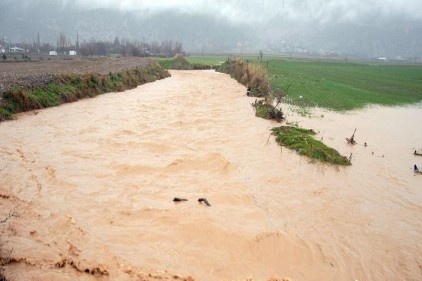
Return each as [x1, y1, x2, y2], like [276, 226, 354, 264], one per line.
[1, 33, 184, 57]
[78, 37, 183, 57]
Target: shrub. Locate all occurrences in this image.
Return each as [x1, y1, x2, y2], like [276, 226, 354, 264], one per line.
[252, 100, 284, 122]
[216, 59, 270, 97]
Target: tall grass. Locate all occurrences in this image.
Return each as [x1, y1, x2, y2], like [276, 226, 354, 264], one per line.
[0, 62, 170, 121]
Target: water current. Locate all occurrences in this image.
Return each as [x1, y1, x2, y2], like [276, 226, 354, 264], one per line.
[0, 70, 421, 280]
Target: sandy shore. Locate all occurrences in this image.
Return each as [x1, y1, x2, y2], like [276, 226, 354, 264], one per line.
[0, 70, 421, 280]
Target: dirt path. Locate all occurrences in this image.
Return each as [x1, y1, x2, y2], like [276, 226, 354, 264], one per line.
[0, 70, 421, 280]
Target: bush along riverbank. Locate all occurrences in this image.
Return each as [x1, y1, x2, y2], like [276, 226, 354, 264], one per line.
[216, 58, 284, 121]
[252, 99, 284, 122]
[0, 61, 170, 121]
[218, 58, 350, 165]
[216, 58, 270, 97]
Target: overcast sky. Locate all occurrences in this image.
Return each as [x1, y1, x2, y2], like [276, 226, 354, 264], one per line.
[67, 0, 422, 24]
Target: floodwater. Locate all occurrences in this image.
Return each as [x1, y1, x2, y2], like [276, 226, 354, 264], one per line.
[0, 70, 421, 281]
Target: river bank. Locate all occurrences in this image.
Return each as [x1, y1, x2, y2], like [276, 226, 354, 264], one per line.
[0, 58, 170, 120]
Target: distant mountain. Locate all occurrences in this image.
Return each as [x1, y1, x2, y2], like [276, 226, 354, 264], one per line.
[1, 0, 421, 58]
[0, 0, 253, 53]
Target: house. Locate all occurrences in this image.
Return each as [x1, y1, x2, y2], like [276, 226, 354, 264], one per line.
[49, 51, 58, 56]
[10, 46, 24, 53]
[69, 50, 77, 56]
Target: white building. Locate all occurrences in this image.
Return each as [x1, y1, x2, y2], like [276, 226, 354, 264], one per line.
[10, 46, 24, 53]
[49, 51, 58, 56]
[69, 50, 77, 56]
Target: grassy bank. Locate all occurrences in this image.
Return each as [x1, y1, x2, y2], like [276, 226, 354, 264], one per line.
[260, 59, 422, 111]
[216, 58, 285, 123]
[216, 58, 271, 97]
[272, 126, 351, 165]
[0, 62, 169, 121]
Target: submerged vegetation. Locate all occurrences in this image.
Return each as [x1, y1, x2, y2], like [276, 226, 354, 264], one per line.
[252, 99, 284, 121]
[0, 62, 169, 121]
[272, 126, 351, 165]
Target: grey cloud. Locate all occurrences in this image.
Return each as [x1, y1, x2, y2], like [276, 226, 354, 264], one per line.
[2, 0, 421, 56]
[67, 0, 422, 24]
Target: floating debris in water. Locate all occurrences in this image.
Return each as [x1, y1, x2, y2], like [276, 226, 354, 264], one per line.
[198, 198, 211, 206]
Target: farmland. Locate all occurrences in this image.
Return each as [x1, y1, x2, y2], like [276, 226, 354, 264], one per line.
[264, 59, 422, 111]
[0, 57, 154, 95]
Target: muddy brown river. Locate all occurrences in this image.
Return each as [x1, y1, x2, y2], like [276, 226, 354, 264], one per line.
[1, 70, 421, 281]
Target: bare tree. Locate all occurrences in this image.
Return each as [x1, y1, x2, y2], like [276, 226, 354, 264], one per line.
[57, 33, 70, 54]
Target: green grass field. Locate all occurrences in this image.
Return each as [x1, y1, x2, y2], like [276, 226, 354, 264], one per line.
[262, 59, 422, 111]
[187, 56, 422, 111]
[186, 55, 228, 66]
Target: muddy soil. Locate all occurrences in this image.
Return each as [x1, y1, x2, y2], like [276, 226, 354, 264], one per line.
[0, 70, 421, 280]
[0, 57, 153, 96]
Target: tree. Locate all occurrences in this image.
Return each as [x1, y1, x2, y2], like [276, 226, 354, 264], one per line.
[76, 32, 79, 51]
[37, 33, 40, 50]
[57, 33, 69, 54]
[113, 36, 120, 48]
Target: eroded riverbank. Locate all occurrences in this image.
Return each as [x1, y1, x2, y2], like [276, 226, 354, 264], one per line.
[0, 70, 421, 280]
